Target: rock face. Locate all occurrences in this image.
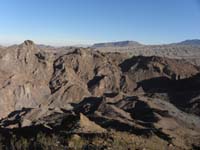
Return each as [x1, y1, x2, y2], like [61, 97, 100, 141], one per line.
[71, 113, 106, 133]
[0, 41, 53, 118]
[0, 40, 200, 149]
[119, 55, 199, 94]
[48, 48, 122, 108]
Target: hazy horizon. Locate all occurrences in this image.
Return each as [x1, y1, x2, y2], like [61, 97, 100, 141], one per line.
[1, 38, 200, 47]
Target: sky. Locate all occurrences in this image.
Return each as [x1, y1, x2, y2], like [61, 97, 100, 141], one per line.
[0, 0, 199, 46]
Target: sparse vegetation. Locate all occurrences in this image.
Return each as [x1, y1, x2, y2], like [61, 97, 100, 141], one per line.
[0, 130, 174, 150]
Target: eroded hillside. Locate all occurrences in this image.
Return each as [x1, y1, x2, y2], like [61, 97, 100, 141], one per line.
[0, 40, 199, 150]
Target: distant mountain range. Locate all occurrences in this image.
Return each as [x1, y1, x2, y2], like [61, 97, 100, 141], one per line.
[175, 39, 200, 46]
[92, 40, 142, 48]
[1, 39, 200, 48]
[92, 39, 200, 48]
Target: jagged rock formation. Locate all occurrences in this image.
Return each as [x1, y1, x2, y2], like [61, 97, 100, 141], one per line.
[0, 40, 199, 149]
[0, 41, 53, 118]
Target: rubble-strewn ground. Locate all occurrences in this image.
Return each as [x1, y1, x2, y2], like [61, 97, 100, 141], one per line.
[0, 40, 199, 150]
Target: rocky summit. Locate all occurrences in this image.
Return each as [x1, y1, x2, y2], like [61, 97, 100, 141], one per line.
[0, 40, 199, 149]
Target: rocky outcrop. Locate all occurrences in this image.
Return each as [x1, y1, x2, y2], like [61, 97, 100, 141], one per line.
[71, 113, 106, 133]
[119, 55, 200, 94]
[0, 41, 54, 118]
[48, 48, 121, 108]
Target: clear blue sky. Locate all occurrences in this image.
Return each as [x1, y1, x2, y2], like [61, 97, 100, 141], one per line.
[0, 0, 199, 45]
